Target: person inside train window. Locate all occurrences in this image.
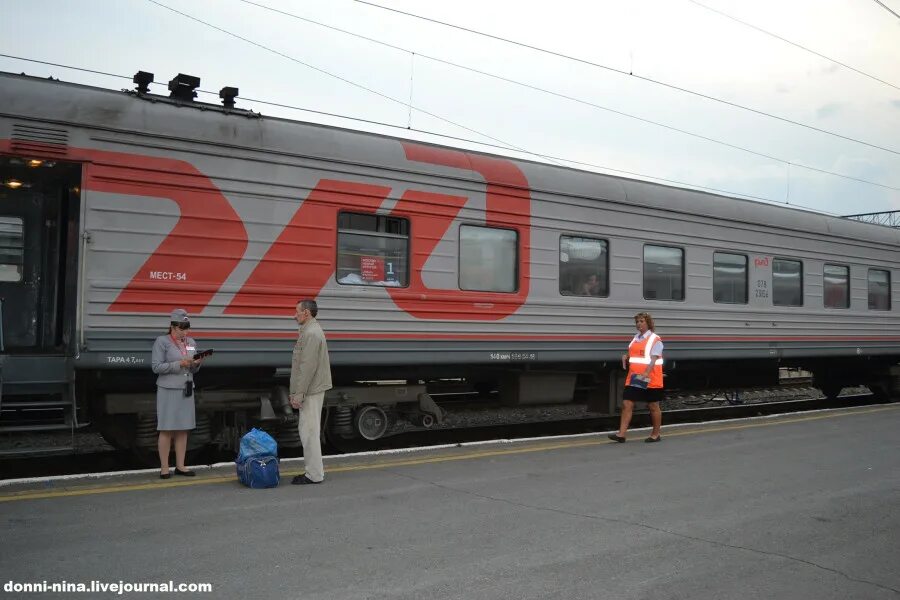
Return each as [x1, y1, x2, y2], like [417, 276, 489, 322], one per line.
[151, 309, 205, 479]
[581, 274, 602, 296]
[609, 312, 664, 443]
[559, 236, 608, 297]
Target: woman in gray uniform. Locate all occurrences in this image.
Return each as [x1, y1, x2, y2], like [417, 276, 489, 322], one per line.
[152, 309, 203, 479]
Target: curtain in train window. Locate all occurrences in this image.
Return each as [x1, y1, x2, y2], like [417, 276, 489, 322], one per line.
[336, 212, 409, 287]
[772, 258, 803, 306]
[823, 264, 850, 309]
[559, 236, 608, 297]
[643, 245, 684, 301]
[868, 269, 891, 310]
[0, 216, 24, 282]
[713, 252, 748, 304]
[459, 225, 517, 292]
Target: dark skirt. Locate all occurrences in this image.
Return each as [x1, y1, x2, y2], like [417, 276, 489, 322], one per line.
[623, 386, 665, 403]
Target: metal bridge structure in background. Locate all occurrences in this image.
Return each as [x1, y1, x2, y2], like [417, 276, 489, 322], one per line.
[843, 211, 900, 227]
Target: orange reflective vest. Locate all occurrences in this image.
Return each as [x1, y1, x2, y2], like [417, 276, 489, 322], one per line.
[627, 331, 664, 389]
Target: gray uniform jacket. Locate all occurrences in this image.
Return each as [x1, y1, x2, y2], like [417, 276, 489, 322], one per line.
[152, 334, 201, 389]
[290, 318, 333, 398]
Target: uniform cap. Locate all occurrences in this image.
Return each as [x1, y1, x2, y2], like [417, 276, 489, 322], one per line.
[170, 308, 190, 323]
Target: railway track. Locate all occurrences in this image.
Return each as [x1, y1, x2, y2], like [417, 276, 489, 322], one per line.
[0, 386, 889, 481]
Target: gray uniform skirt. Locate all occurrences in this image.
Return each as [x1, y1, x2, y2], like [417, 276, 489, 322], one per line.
[156, 386, 196, 431]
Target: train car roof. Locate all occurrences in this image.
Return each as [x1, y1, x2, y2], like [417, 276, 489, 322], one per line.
[1, 70, 897, 247]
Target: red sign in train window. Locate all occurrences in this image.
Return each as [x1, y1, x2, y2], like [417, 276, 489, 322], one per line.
[360, 256, 385, 281]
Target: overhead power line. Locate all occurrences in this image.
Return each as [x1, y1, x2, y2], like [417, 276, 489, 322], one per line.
[873, 0, 900, 19]
[351, 0, 900, 157]
[687, 0, 900, 92]
[144, 0, 567, 170]
[231, 0, 900, 194]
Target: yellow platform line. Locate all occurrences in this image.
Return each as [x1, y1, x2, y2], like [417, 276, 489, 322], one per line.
[1, 404, 896, 503]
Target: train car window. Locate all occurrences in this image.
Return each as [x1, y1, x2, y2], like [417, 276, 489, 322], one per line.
[336, 212, 409, 287]
[643, 245, 684, 301]
[713, 252, 748, 304]
[0, 216, 24, 282]
[772, 258, 803, 306]
[823, 264, 850, 309]
[459, 225, 517, 292]
[559, 236, 609, 297]
[868, 269, 891, 310]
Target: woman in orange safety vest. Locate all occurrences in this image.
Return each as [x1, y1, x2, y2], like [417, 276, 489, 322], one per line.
[609, 312, 664, 443]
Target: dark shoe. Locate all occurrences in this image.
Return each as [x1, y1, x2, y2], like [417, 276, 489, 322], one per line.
[607, 434, 626, 443]
[160, 472, 171, 479]
[644, 436, 661, 443]
[174, 468, 196, 477]
[291, 475, 322, 485]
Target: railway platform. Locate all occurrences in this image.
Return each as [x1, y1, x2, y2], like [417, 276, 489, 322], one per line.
[1, 404, 899, 599]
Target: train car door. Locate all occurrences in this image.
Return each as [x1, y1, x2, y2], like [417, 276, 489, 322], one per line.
[0, 157, 81, 439]
[0, 158, 80, 353]
[0, 196, 43, 350]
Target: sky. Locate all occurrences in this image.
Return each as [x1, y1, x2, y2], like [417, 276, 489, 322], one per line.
[2, 0, 899, 216]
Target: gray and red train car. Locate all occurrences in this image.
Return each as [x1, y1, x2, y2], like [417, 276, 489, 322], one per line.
[1, 71, 897, 453]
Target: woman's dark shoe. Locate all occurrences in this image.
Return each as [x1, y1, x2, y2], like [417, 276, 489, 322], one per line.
[174, 468, 196, 477]
[607, 434, 626, 443]
[159, 472, 171, 479]
[644, 436, 662, 443]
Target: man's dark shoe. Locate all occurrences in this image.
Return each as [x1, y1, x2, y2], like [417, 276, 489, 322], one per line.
[291, 475, 322, 485]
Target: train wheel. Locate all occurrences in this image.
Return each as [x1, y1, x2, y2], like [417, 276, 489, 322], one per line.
[96, 415, 136, 451]
[354, 405, 389, 441]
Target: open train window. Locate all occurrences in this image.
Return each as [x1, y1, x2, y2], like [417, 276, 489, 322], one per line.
[772, 258, 803, 306]
[336, 212, 409, 287]
[559, 236, 608, 297]
[643, 245, 684, 301]
[824, 264, 850, 309]
[713, 252, 748, 304]
[459, 225, 518, 292]
[868, 269, 891, 310]
[0, 216, 24, 282]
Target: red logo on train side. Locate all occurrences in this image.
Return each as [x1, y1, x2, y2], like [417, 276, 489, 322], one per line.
[225, 143, 532, 320]
[0, 139, 532, 321]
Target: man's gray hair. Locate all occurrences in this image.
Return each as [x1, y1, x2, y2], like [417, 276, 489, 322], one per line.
[299, 299, 318, 318]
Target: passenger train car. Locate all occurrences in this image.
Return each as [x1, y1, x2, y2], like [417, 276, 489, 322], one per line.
[0, 71, 897, 453]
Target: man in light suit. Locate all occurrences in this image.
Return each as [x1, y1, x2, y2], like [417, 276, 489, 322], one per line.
[289, 299, 333, 484]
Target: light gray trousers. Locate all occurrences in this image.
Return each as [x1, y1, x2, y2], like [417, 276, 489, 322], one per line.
[298, 392, 325, 482]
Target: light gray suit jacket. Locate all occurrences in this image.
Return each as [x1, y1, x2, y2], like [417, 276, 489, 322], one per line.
[152, 334, 201, 389]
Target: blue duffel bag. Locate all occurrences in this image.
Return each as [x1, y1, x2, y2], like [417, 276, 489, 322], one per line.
[237, 428, 278, 463]
[235, 428, 280, 488]
[236, 455, 280, 489]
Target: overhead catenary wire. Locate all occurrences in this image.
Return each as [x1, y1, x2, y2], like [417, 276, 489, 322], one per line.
[872, 0, 900, 20]
[231, 0, 900, 194]
[351, 0, 900, 157]
[144, 0, 567, 170]
[686, 0, 900, 92]
[0, 52, 850, 215]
